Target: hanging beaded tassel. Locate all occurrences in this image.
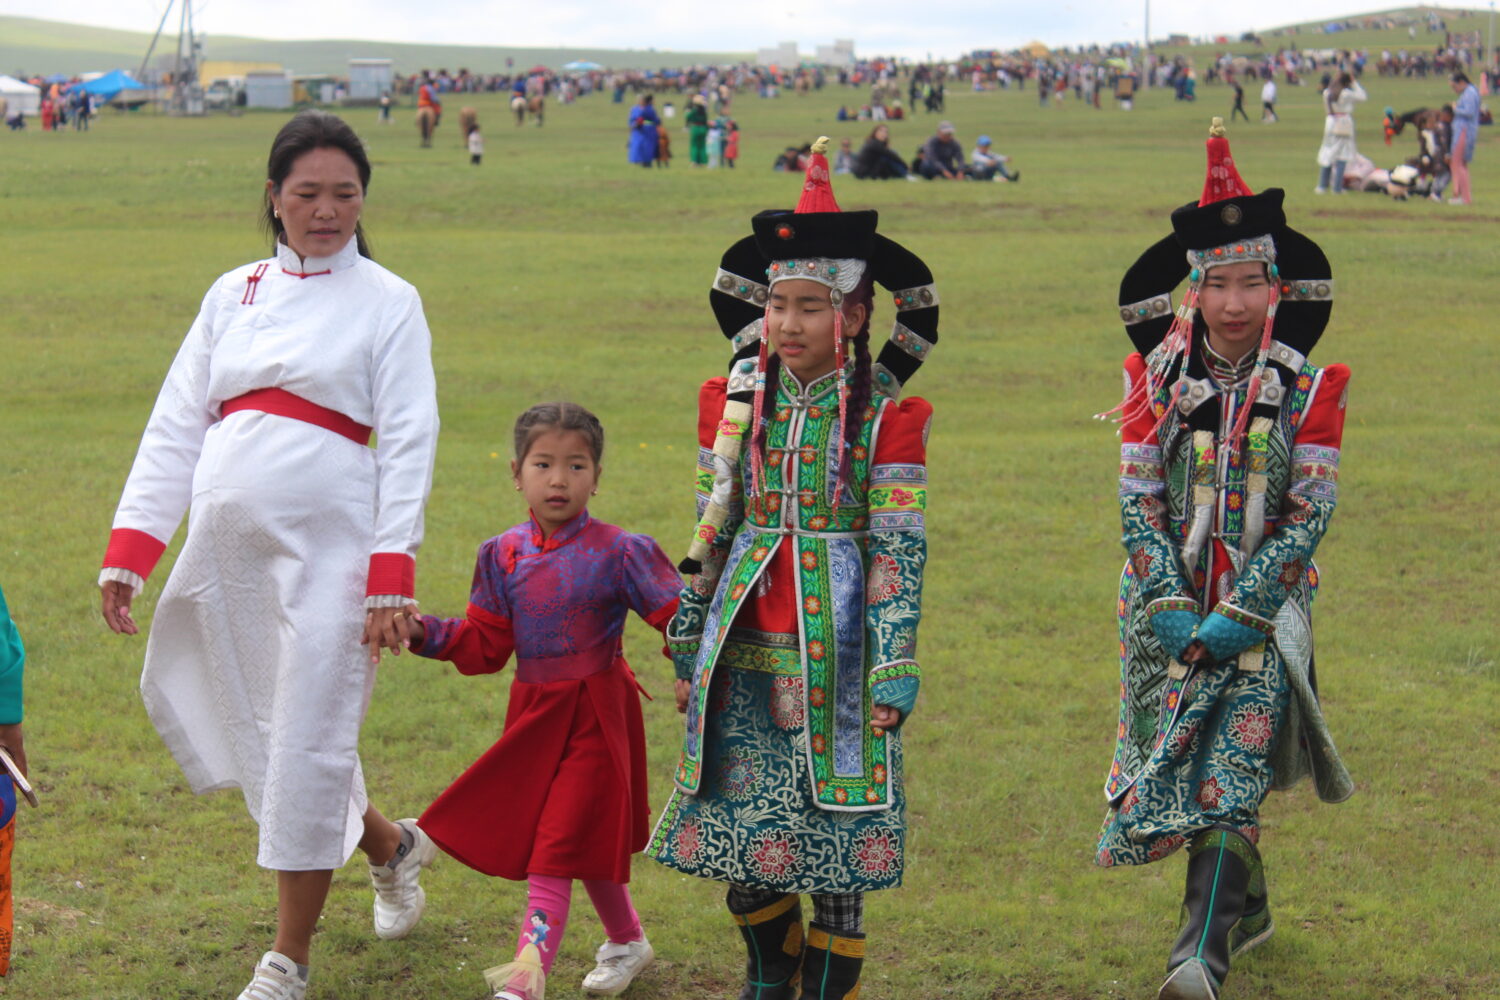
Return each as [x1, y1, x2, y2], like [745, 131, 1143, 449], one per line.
[748, 304, 771, 502]
[1096, 281, 1200, 435]
[832, 307, 847, 517]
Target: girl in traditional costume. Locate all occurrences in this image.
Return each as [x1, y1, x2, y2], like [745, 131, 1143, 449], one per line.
[1097, 119, 1354, 1000]
[99, 110, 441, 1000]
[648, 138, 938, 1000]
[403, 402, 683, 1000]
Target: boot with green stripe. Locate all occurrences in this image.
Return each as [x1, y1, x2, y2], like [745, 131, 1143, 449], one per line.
[797, 923, 864, 1000]
[1157, 828, 1255, 1000]
[728, 892, 804, 1000]
[1229, 843, 1273, 961]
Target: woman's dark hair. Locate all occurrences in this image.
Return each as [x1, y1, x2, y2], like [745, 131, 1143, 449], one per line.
[263, 110, 373, 258]
[513, 401, 605, 465]
[866, 124, 889, 146]
[641, 93, 654, 105]
[1452, 71, 1471, 85]
[752, 275, 876, 491]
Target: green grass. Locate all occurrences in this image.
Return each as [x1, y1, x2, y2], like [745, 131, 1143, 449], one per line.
[1, 71, 1497, 999]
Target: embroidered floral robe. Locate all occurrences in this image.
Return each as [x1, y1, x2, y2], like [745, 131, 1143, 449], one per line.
[648, 365, 930, 892]
[1097, 348, 1354, 866]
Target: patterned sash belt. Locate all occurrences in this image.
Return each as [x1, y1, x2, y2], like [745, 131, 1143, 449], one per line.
[515, 640, 618, 684]
[742, 521, 869, 540]
[221, 387, 372, 446]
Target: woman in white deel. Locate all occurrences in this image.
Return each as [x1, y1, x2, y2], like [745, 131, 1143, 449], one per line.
[99, 110, 440, 1000]
[1315, 72, 1367, 194]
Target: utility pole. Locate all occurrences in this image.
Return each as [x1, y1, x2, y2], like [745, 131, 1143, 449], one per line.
[137, 0, 175, 87]
[1144, 0, 1151, 84]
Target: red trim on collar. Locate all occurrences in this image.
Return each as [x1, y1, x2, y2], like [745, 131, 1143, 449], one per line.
[527, 509, 592, 551]
[282, 267, 334, 279]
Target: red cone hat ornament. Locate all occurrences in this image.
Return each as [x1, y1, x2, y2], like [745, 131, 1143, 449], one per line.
[795, 136, 842, 214]
[1199, 118, 1254, 206]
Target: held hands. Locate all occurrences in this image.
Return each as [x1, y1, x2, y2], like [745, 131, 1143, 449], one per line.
[1181, 639, 1213, 667]
[0, 722, 25, 779]
[361, 603, 423, 664]
[100, 579, 139, 635]
[675, 678, 691, 713]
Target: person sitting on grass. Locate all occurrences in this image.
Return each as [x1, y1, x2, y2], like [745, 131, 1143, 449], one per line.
[916, 120, 968, 180]
[969, 134, 1020, 182]
[850, 124, 911, 180]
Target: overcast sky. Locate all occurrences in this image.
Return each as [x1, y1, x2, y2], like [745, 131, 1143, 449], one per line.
[12, 1, 1455, 58]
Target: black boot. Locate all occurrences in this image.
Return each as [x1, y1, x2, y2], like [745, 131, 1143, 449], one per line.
[729, 892, 803, 1000]
[1229, 844, 1273, 960]
[1158, 828, 1254, 1000]
[798, 923, 864, 1000]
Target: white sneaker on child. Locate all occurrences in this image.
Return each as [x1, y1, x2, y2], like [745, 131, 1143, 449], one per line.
[236, 951, 307, 1000]
[369, 818, 439, 940]
[581, 937, 654, 995]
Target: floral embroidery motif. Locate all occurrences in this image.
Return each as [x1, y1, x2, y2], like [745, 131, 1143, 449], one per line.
[769, 676, 805, 730]
[749, 833, 801, 879]
[867, 552, 903, 604]
[1197, 775, 1225, 809]
[719, 748, 763, 801]
[850, 830, 901, 876]
[1229, 707, 1275, 753]
[1277, 559, 1304, 589]
[1147, 833, 1187, 861]
[672, 818, 704, 865]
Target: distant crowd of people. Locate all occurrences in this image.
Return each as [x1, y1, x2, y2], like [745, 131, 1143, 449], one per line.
[3, 77, 95, 131]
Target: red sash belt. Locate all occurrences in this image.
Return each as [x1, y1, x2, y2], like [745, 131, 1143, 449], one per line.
[221, 388, 372, 446]
[515, 640, 619, 685]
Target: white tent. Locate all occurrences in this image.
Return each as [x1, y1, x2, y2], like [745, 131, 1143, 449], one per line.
[0, 75, 41, 116]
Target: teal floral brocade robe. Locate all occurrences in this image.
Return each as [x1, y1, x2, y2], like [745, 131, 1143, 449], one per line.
[647, 366, 931, 892]
[1097, 350, 1355, 867]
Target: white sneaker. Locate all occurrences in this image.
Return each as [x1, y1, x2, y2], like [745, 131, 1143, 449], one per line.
[1313, 186, 1327, 195]
[369, 818, 438, 940]
[237, 951, 307, 1000]
[581, 937, 654, 995]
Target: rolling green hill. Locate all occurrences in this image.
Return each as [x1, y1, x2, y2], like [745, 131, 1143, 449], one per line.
[0, 14, 744, 77]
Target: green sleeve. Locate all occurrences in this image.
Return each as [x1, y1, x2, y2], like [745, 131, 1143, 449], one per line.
[0, 583, 25, 725]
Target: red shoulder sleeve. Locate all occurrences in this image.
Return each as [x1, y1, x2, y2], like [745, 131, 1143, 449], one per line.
[873, 396, 933, 466]
[1296, 363, 1350, 449]
[1120, 353, 1161, 445]
[697, 376, 730, 449]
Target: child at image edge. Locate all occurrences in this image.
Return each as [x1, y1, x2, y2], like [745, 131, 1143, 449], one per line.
[404, 402, 682, 1000]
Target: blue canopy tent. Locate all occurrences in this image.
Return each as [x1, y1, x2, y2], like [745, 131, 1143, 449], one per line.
[81, 69, 149, 100]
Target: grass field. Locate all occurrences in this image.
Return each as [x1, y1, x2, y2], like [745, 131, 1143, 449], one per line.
[1, 69, 1497, 1000]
